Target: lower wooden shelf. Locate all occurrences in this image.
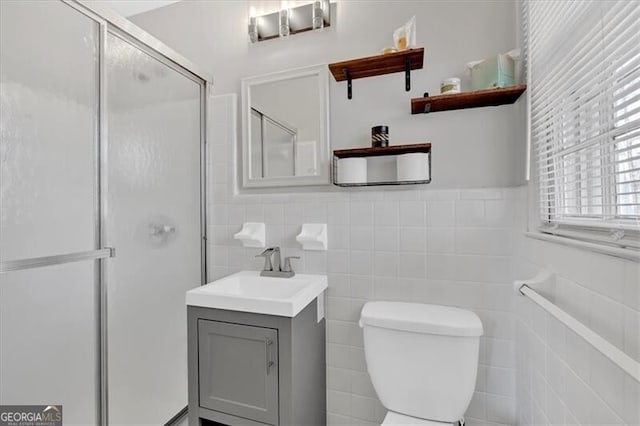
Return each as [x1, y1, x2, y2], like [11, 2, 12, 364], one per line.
[333, 143, 431, 187]
[411, 84, 526, 114]
[333, 179, 431, 188]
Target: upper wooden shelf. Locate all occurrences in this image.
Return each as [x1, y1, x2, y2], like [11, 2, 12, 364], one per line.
[333, 143, 431, 159]
[328, 48, 424, 99]
[329, 48, 424, 81]
[411, 84, 526, 114]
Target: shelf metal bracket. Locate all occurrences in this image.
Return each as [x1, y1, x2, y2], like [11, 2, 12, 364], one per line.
[423, 103, 431, 114]
[343, 68, 352, 99]
[405, 57, 411, 91]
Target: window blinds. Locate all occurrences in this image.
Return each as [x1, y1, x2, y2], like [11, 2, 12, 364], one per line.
[528, 0, 640, 231]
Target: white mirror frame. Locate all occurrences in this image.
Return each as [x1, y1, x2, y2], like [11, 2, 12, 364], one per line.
[241, 64, 331, 188]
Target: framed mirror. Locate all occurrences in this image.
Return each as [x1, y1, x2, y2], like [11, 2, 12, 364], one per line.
[241, 64, 330, 188]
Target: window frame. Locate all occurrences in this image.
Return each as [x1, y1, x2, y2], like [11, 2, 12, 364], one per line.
[524, 0, 640, 253]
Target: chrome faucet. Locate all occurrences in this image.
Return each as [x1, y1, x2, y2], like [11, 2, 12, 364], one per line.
[256, 247, 299, 278]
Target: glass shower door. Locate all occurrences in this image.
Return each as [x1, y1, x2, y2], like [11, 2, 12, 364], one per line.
[105, 32, 203, 425]
[0, 1, 101, 424]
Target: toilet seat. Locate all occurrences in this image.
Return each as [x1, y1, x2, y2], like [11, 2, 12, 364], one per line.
[382, 411, 454, 426]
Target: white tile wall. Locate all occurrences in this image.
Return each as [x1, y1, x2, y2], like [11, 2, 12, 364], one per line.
[513, 187, 640, 426]
[208, 95, 518, 426]
[208, 94, 639, 426]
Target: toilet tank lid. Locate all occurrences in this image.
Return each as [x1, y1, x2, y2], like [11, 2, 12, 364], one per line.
[359, 301, 483, 337]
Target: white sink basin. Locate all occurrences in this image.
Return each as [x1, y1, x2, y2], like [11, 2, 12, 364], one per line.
[186, 271, 328, 317]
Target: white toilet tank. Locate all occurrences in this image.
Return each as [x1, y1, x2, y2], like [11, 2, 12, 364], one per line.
[360, 302, 483, 423]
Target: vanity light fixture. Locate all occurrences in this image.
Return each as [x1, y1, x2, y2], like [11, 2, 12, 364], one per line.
[247, 0, 332, 43]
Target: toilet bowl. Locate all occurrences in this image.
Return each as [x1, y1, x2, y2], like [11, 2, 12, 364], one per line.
[359, 301, 483, 425]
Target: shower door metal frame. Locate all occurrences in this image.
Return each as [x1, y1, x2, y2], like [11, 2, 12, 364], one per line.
[62, 2, 211, 425]
[0, 1, 210, 422]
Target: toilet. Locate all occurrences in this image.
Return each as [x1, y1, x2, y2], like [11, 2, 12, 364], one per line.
[359, 301, 483, 425]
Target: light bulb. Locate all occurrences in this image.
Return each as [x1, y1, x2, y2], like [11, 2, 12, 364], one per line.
[279, 1, 290, 37]
[248, 6, 258, 43]
[312, 0, 324, 30]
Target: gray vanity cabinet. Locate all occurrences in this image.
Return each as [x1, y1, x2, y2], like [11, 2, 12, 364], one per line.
[188, 299, 326, 426]
[198, 320, 279, 425]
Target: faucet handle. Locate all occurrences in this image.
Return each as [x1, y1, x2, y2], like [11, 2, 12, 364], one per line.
[255, 249, 274, 271]
[282, 256, 300, 273]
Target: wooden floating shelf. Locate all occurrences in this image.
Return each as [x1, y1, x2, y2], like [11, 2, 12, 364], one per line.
[329, 48, 424, 81]
[333, 180, 430, 188]
[333, 143, 431, 158]
[328, 48, 424, 99]
[411, 84, 527, 114]
[333, 143, 432, 187]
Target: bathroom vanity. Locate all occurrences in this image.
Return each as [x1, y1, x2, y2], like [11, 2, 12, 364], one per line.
[186, 271, 327, 426]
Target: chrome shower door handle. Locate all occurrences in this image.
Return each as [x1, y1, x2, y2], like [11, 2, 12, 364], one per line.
[0, 248, 116, 273]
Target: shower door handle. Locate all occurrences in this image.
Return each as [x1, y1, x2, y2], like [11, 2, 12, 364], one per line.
[0, 248, 116, 273]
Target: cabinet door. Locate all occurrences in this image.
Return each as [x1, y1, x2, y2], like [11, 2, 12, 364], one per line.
[198, 320, 279, 425]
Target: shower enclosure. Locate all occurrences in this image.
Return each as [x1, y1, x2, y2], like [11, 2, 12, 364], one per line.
[0, 1, 210, 424]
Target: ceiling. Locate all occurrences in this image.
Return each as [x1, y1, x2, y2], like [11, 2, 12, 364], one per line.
[104, 0, 182, 17]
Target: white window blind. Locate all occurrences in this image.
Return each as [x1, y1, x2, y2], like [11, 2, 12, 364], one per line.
[528, 0, 640, 247]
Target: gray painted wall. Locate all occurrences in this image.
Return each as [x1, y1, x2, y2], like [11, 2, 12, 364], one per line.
[131, 0, 525, 190]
